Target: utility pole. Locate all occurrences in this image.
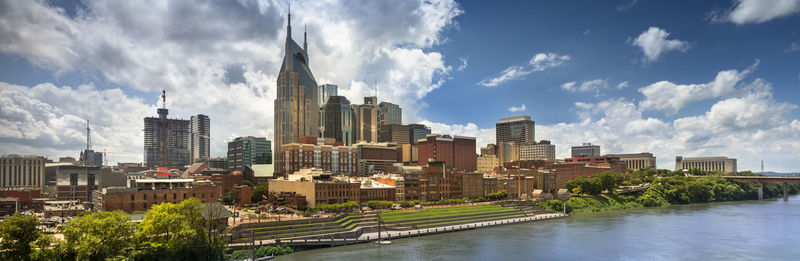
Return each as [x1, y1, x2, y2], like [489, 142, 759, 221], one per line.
[761, 160, 764, 175]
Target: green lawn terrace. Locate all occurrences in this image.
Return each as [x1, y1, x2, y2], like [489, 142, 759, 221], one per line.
[378, 204, 529, 230]
[228, 214, 364, 244]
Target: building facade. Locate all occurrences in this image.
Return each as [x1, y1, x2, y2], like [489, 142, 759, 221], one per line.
[280, 137, 359, 176]
[477, 155, 500, 173]
[378, 101, 402, 129]
[520, 140, 556, 161]
[496, 116, 535, 145]
[274, 12, 320, 175]
[227, 136, 272, 170]
[144, 116, 191, 167]
[355, 97, 378, 143]
[417, 135, 477, 171]
[190, 114, 211, 163]
[675, 156, 737, 173]
[409, 124, 432, 145]
[0, 155, 45, 189]
[377, 124, 410, 144]
[318, 84, 338, 106]
[93, 182, 221, 212]
[604, 153, 656, 170]
[356, 143, 401, 176]
[320, 96, 354, 146]
[571, 143, 601, 157]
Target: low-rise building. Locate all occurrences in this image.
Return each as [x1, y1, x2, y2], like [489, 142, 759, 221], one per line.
[267, 169, 360, 207]
[92, 179, 221, 212]
[675, 156, 737, 173]
[359, 180, 396, 203]
[604, 153, 657, 170]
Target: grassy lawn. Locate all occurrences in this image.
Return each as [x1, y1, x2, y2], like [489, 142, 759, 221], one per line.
[379, 205, 515, 223]
[406, 213, 526, 228]
[239, 215, 361, 232]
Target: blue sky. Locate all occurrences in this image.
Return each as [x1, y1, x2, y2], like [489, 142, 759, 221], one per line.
[1, 0, 799, 172]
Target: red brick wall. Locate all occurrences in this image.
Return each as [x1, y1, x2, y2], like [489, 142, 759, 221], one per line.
[98, 185, 221, 212]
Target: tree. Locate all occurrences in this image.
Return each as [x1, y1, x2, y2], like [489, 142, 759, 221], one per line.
[222, 190, 236, 205]
[0, 213, 41, 259]
[251, 182, 270, 203]
[61, 211, 135, 260]
[133, 199, 224, 260]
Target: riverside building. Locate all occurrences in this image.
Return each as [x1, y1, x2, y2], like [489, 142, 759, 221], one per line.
[604, 152, 656, 170]
[675, 156, 737, 173]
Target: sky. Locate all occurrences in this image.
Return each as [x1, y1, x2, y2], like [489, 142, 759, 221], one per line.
[1, 0, 799, 172]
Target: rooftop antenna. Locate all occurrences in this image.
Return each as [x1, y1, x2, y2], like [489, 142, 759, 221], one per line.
[374, 77, 377, 100]
[161, 89, 167, 109]
[86, 119, 91, 151]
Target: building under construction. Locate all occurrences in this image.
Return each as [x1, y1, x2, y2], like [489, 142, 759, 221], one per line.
[144, 90, 191, 167]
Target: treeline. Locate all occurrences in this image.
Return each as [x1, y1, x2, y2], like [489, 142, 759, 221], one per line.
[539, 169, 800, 213]
[0, 199, 232, 260]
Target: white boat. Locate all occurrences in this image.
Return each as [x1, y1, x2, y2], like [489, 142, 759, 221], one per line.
[375, 240, 392, 245]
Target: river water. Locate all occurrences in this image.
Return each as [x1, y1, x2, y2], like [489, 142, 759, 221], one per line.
[279, 196, 800, 260]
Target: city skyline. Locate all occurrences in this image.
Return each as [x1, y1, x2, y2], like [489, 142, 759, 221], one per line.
[1, 0, 800, 172]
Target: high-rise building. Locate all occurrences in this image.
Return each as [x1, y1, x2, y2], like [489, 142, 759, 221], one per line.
[355, 97, 378, 143]
[227, 136, 272, 170]
[0, 155, 45, 189]
[274, 11, 319, 175]
[520, 140, 556, 161]
[675, 156, 737, 173]
[480, 143, 498, 156]
[496, 116, 535, 145]
[144, 91, 191, 167]
[497, 142, 518, 164]
[604, 153, 656, 170]
[378, 101, 402, 128]
[409, 124, 431, 144]
[418, 134, 477, 171]
[320, 96, 354, 146]
[318, 84, 338, 106]
[571, 143, 601, 157]
[378, 124, 410, 144]
[190, 114, 210, 163]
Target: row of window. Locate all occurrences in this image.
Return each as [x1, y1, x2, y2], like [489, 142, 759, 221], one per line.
[130, 192, 214, 201]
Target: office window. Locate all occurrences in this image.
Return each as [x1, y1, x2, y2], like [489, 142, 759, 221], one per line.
[130, 195, 134, 201]
[173, 194, 177, 200]
[144, 194, 147, 200]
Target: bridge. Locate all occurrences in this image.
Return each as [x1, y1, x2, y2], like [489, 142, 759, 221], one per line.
[722, 176, 800, 201]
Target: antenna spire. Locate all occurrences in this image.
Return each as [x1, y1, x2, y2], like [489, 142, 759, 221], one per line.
[303, 24, 307, 51]
[161, 89, 167, 109]
[86, 119, 91, 151]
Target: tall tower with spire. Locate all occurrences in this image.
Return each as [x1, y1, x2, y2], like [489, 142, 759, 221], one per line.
[274, 8, 319, 176]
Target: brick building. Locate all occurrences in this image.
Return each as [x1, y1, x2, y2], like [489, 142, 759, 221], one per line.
[281, 137, 358, 176]
[92, 179, 221, 212]
[417, 135, 477, 171]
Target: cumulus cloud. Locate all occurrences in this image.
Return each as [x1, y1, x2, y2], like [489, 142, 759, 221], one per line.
[638, 60, 758, 113]
[478, 52, 570, 87]
[631, 27, 690, 63]
[712, 0, 800, 24]
[0, 0, 463, 163]
[508, 104, 526, 112]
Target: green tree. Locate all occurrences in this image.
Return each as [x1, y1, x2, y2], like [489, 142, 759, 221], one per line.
[251, 182, 270, 203]
[132, 199, 224, 260]
[61, 211, 135, 260]
[0, 213, 41, 260]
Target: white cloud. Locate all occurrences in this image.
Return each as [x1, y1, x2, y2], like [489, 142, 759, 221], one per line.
[457, 57, 468, 71]
[478, 52, 570, 87]
[508, 104, 527, 112]
[631, 27, 690, 63]
[638, 60, 758, 113]
[561, 79, 608, 93]
[0, 0, 463, 163]
[617, 0, 638, 11]
[788, 42, 800, 52]
[529, 53, 571, 71]
[616, 81, 629, 89]
[583, 29, 592, 35]
[718, 0, 800, 24]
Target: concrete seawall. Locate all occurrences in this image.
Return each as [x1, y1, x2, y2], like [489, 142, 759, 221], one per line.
[228, 213, 568, 250]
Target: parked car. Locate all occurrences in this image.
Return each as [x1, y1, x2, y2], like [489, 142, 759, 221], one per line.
[391, 204, 402, 210]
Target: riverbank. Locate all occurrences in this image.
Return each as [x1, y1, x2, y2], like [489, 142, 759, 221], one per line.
[539, 175, 800, 214]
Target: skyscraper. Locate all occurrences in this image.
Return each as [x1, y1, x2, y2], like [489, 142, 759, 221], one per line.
[321, 96, 354, 146]
[227, 136, 272, 170]
[144, 90, 191, 167]
[355, 96, 378, 143]
[378, 101, 402, 128]
[496, 116, 535, 145]
[408, 124, 431, 144]
[274, 11, 319, 175]
[318, 84, 338, 106]
[190, 114, 210, 163]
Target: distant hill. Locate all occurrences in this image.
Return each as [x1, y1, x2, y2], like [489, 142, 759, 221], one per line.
[763, 171, 800, 177]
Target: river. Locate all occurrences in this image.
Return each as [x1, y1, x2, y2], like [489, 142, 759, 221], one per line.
[278, 195, 800, 260]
